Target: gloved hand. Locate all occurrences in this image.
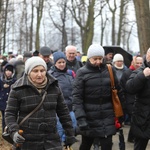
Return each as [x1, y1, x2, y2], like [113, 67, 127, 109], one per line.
[13, 131, 25, 144]
[77, 118, 89, 130]
[115, 118, 121, 129]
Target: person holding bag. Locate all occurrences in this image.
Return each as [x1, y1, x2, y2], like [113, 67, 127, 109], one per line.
[72, 44, 122, 150]
[5, 56, 76, 150]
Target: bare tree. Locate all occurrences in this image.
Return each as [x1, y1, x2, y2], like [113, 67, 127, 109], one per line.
[47, 0, 68, 51]
[106, 0, 117, 45]
[70, 0, 98, 54]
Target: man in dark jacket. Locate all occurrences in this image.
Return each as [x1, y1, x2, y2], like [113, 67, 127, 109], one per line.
[126, 48, 150, 150]
[39, 46, 53, 71]
[73, 44, 121, 150]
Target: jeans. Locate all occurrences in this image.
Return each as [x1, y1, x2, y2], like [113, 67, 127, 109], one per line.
[57, 111, 77, 142]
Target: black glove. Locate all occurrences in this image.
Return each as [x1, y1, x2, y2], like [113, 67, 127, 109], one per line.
[13, 131, 25, 144]
[77, 118, 89, 130]
[64, 136, 76, 147]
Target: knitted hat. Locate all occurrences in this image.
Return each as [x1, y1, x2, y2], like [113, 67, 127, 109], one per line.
[53, 51, 66, 64]
[4, 64, 14, 73]
[25, 56, 47, 74]
[39, 46, 51, 56]
[87, 44, 105, 59]
[113, 54, 124, 62]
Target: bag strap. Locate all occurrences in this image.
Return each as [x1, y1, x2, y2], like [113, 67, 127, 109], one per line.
[19, 91, 47, 126]
[107, 64, 115, 89]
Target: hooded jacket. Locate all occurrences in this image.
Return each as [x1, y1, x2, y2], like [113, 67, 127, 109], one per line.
[0, 63, 16, 110]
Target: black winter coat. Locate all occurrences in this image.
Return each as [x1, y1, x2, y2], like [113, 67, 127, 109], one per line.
[73, 61, 120, 138]
[5, 73, 74, 150]
[120, 68, 135, 115]
[66, 58, 83, 73]
[126, 61, 150, 139]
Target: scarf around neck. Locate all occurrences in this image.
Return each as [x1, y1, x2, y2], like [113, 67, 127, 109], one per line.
[28, 76, 47, 93]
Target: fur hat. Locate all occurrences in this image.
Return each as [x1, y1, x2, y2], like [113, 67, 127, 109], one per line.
[25, 56, 47, 74]
[87, 44, 105, 59]
[113, 54, 124, 62]
[53, 51, 66, 64]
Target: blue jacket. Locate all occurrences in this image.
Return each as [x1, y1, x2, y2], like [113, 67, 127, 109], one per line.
[49, 67, 74, 111]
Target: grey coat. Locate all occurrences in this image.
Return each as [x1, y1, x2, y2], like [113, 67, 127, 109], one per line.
[5, 73, 74, 150]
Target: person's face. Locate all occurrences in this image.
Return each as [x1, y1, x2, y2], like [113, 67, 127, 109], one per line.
[106, 53, 114, 60]
[39, 54, 50, 63]
[66, 48, 77, 62]
[89, 56, 103, 67]
[114, 61, 123, 67]
[29, 66, 46, 84]
[55, 59, 66, 70]
[5, 70, 13, 78]
[135, 57, 143, 69]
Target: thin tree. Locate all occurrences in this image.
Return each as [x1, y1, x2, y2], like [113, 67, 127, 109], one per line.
[70, 0, 98, 54]
[29, 0, 34, 52]
[35, 0, 44, 50]
[47, 0, 68, 51]
[3, 0, 9, 53]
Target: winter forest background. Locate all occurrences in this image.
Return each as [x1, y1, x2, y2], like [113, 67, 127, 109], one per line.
[0, 0, 150, 55]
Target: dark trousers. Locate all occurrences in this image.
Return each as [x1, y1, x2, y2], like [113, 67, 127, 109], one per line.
[0, 110, 5, 132]
[79, 135, 112, 150]
[134, 137, 149, 150]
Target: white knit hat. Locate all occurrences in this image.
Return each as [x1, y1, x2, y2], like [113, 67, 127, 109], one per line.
[113, 54, 124, 62]
[25, 56, 47, 74]
[87, 44, 105, 59]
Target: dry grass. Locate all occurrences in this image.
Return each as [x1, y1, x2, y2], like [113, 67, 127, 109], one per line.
[0, 113, 12, 150]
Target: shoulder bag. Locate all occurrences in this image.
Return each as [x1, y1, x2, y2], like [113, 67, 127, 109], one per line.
[107, 64, 124, 118]
[2, 91, 47, 144]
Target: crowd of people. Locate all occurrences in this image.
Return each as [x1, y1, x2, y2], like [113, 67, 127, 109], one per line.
[0, 44, 149, 150]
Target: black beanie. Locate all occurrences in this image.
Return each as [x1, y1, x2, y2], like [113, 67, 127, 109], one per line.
[4, 65, 14, 73]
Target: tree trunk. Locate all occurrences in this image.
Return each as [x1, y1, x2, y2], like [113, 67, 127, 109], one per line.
[117, 0, 124, 45]
[35, 0, 44, 50]
[133, 0, 150, 54]
[3, 0, 9, 53]
[29, 1, 34, 52]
